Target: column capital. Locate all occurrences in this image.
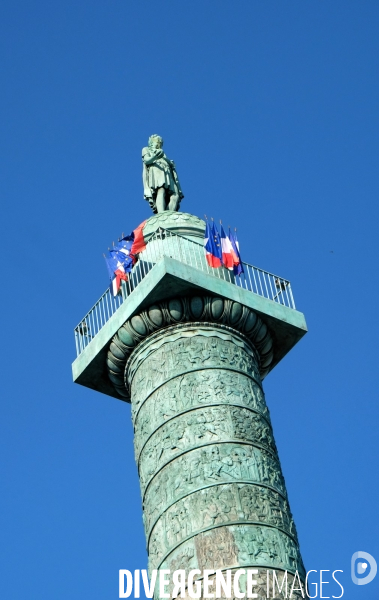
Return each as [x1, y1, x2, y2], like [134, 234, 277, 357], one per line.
[107, 295, 274, 400]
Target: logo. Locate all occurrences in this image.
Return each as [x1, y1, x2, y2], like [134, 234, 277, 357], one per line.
[351, 551, 377, 585]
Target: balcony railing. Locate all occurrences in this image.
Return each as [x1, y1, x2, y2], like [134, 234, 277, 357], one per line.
[74, 228, 296, 357]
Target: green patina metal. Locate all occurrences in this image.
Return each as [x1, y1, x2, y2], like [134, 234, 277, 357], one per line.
[142, 211, 205, 242]
[112, 311, 305, 597]
[142, 135, 184, 214]
[72, 255, 307, 401]
[107, 297, 274, 399]
[72, 211, 308, 599]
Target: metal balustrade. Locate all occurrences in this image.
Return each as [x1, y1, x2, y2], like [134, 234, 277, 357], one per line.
[74, 228, 296, 357]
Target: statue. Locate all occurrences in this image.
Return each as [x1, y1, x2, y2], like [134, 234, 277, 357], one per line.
[142, 135, 184, 213]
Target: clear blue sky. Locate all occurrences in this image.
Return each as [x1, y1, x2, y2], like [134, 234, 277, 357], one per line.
[1, 1, 378, 598]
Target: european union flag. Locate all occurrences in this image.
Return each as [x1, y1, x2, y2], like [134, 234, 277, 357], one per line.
[104, 249, 127, 277]
[116, 235, 134, 272]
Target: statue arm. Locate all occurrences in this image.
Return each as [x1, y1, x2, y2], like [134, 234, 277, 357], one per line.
[142, 147, 164, 166]
[162, 156, 175, 168]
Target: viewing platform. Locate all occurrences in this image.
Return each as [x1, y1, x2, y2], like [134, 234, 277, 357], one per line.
[72, 212, 307, 401]
[74, 228, 296, 356]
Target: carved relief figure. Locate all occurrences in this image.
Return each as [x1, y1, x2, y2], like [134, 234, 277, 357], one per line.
[133, 371, 268, 442]
[148, 482, 297, 546]
[137, 403, 276, 477]
[143, 443, 286, 514]
[130, 335, 260, 404]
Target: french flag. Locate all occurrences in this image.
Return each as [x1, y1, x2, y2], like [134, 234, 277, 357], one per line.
[220, 224, 234, 270]
[130, 220, 147, 255]
[118, 220, 147, 264]
[204, 221, 222, 267]
[111, 268, 128, 296]
[229, 227, 244, 275]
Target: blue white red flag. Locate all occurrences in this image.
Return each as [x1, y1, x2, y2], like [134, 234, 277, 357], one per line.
[229, 228, 244, 275]
[118, 220, 147, 263]
[204, 221, 222, 268]
[104, 220, 147, 296]
[111, 269, 128, 296]
[220, 225, 234, 270]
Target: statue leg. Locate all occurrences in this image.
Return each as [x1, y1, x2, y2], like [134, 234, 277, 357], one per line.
[168, 193, 179, 211]
[156, 188, 167, 213]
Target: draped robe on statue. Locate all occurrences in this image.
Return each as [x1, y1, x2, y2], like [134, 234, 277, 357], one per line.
[142, 147, 183, 213]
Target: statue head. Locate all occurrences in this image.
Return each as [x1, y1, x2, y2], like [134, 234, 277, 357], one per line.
[148, 134, 163, 149]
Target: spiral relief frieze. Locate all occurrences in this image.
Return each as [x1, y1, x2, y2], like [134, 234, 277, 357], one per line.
[136, 404, 277, 481]
[145, 482, 298, 547]
[156, 524, 305, 580]
[107, 288, 304, 589]
[142, 441, 287, 508]
[134, 398, 274, 460]
[132, 369, 269, 437]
